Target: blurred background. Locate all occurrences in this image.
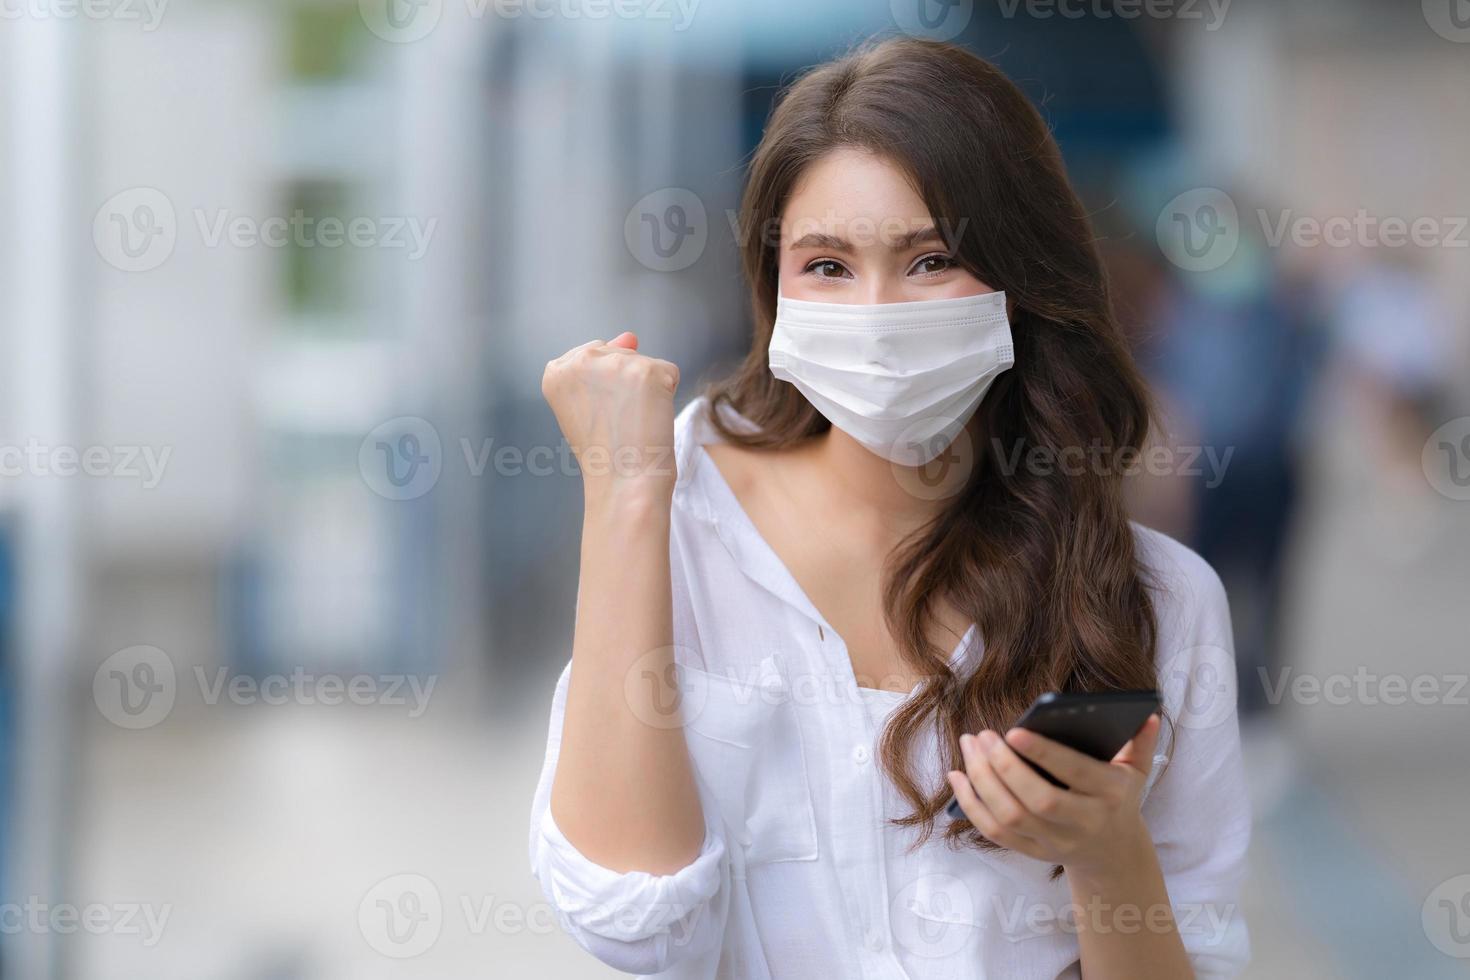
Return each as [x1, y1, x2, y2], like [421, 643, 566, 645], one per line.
[1, 0, 1468, 977]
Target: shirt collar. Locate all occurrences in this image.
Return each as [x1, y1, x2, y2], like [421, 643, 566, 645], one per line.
[673, 396, 980, 674]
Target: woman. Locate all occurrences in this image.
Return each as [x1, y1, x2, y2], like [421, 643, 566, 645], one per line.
[530, 36, 1250, 979]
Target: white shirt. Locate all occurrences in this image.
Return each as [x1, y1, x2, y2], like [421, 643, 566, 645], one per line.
[529, 397, 1251, 979]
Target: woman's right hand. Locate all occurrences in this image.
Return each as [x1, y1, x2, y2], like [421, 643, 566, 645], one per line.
[542, 331, 680, 504]
[545, 331, 704, 876]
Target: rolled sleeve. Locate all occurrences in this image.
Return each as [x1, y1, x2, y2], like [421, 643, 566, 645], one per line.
[535, 806, 725, 943]
[528, 661, 728, 975]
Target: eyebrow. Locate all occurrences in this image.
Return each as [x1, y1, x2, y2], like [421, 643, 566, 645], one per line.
[786, 225, 948, 251]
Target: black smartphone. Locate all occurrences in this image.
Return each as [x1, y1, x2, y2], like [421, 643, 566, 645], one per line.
[944, 690, 1159, 821]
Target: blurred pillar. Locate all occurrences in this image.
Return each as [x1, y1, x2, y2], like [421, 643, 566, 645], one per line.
[3, 16, 84, 980]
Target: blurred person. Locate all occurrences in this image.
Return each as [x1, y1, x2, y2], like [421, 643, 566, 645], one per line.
[1320, 250, 1456, 560]
[1135, 202, 1328, 725]
[531, 38, 1249, 979]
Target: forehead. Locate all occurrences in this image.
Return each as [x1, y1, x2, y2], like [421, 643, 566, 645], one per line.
[781, 147, 933, 240]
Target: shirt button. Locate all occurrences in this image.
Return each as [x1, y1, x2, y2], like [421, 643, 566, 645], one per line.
[867, 933, 885, 952]
[853, 745, 870, 765]
[738, 828, 753, 848]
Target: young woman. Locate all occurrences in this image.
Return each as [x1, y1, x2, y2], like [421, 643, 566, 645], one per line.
[530, 37, 1250, 979]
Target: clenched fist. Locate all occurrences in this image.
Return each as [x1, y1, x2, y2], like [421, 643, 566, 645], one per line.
[542, 331, 680, 503]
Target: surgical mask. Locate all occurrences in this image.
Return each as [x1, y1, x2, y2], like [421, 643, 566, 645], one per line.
[768, 290, 1015, 465]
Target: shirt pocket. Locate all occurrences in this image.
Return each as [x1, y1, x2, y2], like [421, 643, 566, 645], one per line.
[891, 872, 983, 960]
[899, 872, 1071, 954]
[680, 655, 819, 865]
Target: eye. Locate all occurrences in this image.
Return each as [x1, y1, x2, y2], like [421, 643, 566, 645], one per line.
[908, 253, 957, 277]
[804, 258, 853, 280]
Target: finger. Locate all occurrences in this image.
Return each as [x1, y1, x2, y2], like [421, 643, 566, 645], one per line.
[1112, 713, 1161, 775]
[945, 771, 1049, 860]
[983, 731, 1085, 825]
[960, 733, 1043, 837]
[1003, 728, 1113, 797]
[607, 331, 638, 351]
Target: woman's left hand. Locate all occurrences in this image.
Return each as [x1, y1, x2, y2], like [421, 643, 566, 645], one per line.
[945, 714, 1161, 880]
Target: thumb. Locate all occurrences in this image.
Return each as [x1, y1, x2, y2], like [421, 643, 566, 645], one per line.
[1111, 713, 1161, 776]
[607, 331, 639, 351]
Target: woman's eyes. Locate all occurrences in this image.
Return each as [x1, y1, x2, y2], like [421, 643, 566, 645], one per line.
[908, 253, 957, 277]
[805, 259, 853, 280]
[801, 254, 956, 281]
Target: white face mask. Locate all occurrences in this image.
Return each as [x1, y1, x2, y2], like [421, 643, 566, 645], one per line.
[768, 290, 1015, 465]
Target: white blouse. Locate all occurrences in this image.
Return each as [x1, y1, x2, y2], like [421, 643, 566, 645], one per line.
[529, 397, 1251, 979]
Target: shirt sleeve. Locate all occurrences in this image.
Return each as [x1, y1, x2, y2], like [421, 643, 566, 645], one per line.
[1143, 544, 1253, 979]
[528, 659, 729, 975]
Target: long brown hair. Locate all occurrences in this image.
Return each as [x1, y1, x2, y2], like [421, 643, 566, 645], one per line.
[708, 36, 1165, 853]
